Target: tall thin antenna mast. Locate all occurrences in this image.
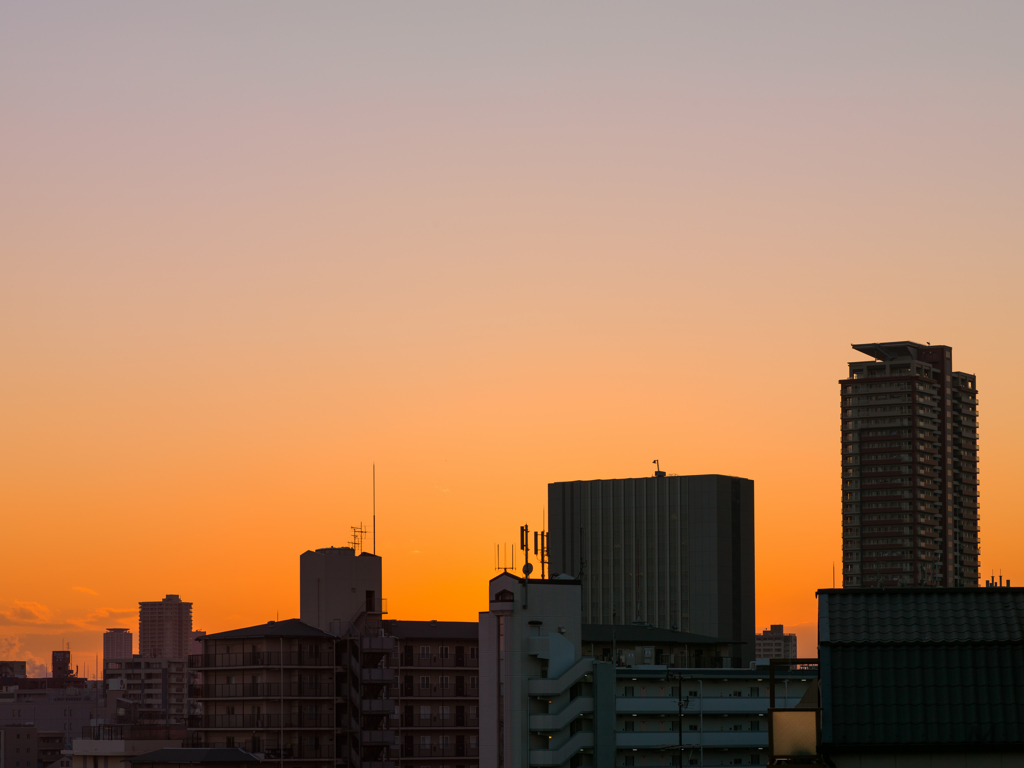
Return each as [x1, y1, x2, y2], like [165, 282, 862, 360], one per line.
[373, 464, 376, 555]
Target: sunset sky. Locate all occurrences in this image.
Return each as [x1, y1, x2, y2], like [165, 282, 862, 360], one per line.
[2, 3, 1022, 677]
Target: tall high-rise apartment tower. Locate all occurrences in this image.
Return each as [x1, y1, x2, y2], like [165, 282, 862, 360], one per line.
[549, 473, 755, 665]
[139, 594, 193, 658]
[103, 627, 133, 666]
[841, 342, 980, 588]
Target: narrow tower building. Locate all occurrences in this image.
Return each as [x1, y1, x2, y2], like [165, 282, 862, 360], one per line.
[841, 341, 979, 587]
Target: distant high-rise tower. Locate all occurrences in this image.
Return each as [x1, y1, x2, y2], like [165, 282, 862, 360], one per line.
[103, 628, 133, 665]
[841, 342, 980, 588]
[139, 595, 193, 658]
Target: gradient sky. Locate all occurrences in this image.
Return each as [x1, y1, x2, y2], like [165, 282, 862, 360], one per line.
[2, 2, 1023, 677]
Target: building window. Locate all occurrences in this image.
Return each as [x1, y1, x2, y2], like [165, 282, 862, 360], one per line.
[440, 676, 450, 689]
[470, 676, 477, 689]
[420, 676, 430, 688]
[440, 646, 450, 659]
[470, 647, 478, 660]
[420, 646, 430, 659]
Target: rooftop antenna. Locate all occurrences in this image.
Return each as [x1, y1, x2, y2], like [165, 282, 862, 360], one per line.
[349, 522, 368, 554]
[521, 524, 532, 608]
[495, 543, 514, 572]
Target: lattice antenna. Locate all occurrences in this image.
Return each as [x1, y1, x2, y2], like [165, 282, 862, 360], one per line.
[349, 522, 368, 554]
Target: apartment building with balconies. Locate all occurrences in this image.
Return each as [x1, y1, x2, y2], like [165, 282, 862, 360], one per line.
[104, 657, 189, 726]
[386, 621, 479, 767]
[840, 342, 980, 588]
[479, 573, 811, 768]
[188, 616, 396, 768]
[187, 620, 340, 768]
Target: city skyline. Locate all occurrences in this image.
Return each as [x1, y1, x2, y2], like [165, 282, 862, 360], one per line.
[3, 3, 1023, 676]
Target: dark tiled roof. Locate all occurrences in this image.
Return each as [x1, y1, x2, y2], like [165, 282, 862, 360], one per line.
[386, 621, 478, 640]
[582, 624, 729, 646]
[819, 588, 1024, 748]
[129, 749, 260, 764]
[820, 588, 1024, 644]
[202, 618, 334, 641]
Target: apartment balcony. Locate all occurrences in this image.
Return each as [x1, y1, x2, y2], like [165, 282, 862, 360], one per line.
[397, 657, 480, 669]
[362, 731, 397, 746]
[190, 682, 335, 699]
[190, 652, 335, 670]
[361, 637, 396, 652]
[402, 715, 480, 728]
[362, 698, 396, 715]
[362, 668, 395, 684]
[401, 745, 479, 759]
[262, 745, 334, 760]
[399, 685, 478, 699]
[188, 714, 334, 729]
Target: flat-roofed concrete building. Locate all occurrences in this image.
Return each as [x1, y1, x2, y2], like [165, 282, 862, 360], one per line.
[755, 624, 797, 660]
[549, 473, 755, 665]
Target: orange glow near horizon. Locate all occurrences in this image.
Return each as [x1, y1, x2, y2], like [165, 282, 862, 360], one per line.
[2, 4, 1023, 676]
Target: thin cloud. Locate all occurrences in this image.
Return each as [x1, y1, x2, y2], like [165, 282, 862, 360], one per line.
[0, 602, 135, 633]
[68, 607, 136, 630]
[0, 601, 54, 626]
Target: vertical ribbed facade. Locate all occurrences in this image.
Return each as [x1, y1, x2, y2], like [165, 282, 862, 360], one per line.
[547, 474, 754, 665]
[840, 342, 980, 588]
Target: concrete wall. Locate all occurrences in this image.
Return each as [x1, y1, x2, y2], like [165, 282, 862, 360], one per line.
[479, 573, 583, 768]
[299, 547, 382, 633]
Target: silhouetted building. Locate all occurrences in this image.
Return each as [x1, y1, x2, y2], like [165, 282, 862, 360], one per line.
[139, 597, 193, 659]
[52, 651, 72, 680]
[104, 629, 133, 668]
[188, 618, 395, 768]
[755, 624, 797, 660]
[386, 620, 479, 765]
[0, 661, 27, 678]
[841, 342, 980, 588]
[818, 586, 1024, 764]
[549, 473, 755, 665]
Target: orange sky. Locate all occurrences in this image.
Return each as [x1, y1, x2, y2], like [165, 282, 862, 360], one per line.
[2, 3, 1022, 677]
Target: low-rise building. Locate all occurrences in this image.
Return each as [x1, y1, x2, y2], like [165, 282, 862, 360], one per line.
[127, 747, 258, 768]
[188, 617, 396, 768]
[71, 726, 182, 768]
[818, 586, 1024, 766]
[1, 725, 39, 768]
[753, 626, 796, 661]
[0, 662, 28, 679]
[104, 658, 188, 727]
[480, 573, 812, 767]
[0, 678, 111, 747]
